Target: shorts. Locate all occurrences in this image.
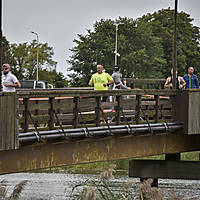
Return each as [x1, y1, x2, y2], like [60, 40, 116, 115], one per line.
[101, 96, 108, 102]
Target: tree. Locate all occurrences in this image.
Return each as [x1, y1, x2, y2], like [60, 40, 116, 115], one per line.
[2, 36, 13, 65]
[39, 69, 68, 88]
[68, 17, 165, 86]
[138, 8, 200, 77]
[2, 36, 68, 87]
[68, 8, 200, 86]
[8, 40, 57, 80]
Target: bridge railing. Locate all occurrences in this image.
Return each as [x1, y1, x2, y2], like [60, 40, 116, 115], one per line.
[18, 89, 176, 133]
[124, 78, 166, 89]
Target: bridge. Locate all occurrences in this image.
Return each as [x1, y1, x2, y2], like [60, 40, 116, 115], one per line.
[0, 83, 200, 182]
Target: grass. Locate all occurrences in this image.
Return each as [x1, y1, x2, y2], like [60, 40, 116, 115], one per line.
[33, 151, 200, 175]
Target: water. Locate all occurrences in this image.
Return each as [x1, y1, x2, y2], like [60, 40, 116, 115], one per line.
[0, 172, 200, 199]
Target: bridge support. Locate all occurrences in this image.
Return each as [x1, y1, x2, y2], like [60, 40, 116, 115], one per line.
[137, 153, 180, 187]
[175, 90, 200, 135]
[129, 155, 200, 181]
[0, 93, 18, 150]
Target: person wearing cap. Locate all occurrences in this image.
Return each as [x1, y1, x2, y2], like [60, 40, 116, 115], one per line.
[109, 66, 128, 113]
[109, 65, 128, 90]
[1, 64, 21, 92]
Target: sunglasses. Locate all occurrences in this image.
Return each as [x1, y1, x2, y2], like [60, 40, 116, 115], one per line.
[3, 67, 8, 70]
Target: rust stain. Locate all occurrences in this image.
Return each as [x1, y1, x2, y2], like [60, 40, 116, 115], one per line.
[73, 140, 115, 164]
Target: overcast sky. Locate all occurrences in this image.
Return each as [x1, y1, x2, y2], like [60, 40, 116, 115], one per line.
[3, 0, 200, 76]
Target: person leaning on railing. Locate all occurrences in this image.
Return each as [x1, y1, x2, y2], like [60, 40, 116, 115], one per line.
[164, 68, 186, 89]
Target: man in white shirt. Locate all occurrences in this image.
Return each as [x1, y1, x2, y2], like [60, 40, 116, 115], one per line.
[1, 64, 21, 92]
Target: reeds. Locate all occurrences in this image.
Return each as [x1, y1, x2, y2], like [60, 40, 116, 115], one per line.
[0, 179, 28, 200]
[71, 164, 136, 200]
[139, 179, 163, 200]
[71, 165, 185, 200]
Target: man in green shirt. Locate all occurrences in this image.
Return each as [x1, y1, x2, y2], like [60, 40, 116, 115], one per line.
[89, 64, 113, 90]
[89, 64, 114, 123]
[89, 64, 113, 101]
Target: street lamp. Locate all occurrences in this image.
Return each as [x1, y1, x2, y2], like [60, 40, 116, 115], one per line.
[0, 0, 2, 91]
[31, 31, 39, 81]
[114, 23, 120, 66]
[172, 0, 178, 89]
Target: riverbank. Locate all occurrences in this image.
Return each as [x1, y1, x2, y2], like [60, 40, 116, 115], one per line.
[1, 172, 200, 199]
[34, 151, 200, 175]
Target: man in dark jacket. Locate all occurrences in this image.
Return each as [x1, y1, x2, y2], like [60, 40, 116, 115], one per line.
[183, 66, 199, 89]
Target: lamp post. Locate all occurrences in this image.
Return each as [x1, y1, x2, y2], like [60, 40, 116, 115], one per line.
[0, 0, 2, 91]
[114, 24, 120, 66]
[172, 0, 178, 89]
[31, 31, 39, 81]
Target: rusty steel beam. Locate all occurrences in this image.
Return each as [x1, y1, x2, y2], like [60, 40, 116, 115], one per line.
[0, 131, 200, 174]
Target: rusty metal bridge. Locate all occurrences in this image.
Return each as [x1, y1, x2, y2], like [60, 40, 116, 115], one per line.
[1, 84, 200, 180]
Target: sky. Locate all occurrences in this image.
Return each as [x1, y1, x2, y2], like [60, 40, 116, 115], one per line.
[3, 0, 200, 76]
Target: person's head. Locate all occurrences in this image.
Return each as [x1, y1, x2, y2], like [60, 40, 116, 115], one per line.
[97, 64, 103, 74]
[170, 68, 178, 76]
[188, 66, 194, 75]
[114, 65, 120, 72]
[2, 64, 11, 75]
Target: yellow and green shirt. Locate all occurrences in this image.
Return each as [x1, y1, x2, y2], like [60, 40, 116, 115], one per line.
[90, 72, 113, 90]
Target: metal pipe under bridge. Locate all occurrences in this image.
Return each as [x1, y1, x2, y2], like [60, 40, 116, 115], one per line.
[0, 88, 200, 178]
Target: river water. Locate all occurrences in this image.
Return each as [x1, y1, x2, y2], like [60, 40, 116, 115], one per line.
[0, 172, 200, 199]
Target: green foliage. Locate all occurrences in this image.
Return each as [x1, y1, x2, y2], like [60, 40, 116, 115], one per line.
[68, 17, 165, 86]
[68, 9, 200, 86]
[2, 37, 67, 88]
[5, 39, 57, 80]
[138, 8, 200, 77]
[2, 36, 13, 65]
[38, 69, 68, 88]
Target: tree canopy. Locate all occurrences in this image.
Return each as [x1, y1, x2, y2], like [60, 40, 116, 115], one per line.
[68, 8, 200, 86]
[2, 37, 68, 88]
[138, 8, 200, 77]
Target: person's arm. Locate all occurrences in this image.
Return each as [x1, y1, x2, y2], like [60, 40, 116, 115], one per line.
[108, 79, 114, 86]
[103, 79, 114, 87]
[164, 77, 172, 89]
[120, 84, 128, 89]
[89, 80, 93, 86]
[15, 81, 21, 88]
[103, 74, 114, 87]
[179, 77, 186, 89]
[4, 81, 20, 88]
[195, 76, 199, 88]
[89, 75, 94, 86]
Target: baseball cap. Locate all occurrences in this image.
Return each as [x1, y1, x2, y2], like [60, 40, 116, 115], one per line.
[114, 65, 120, 71]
